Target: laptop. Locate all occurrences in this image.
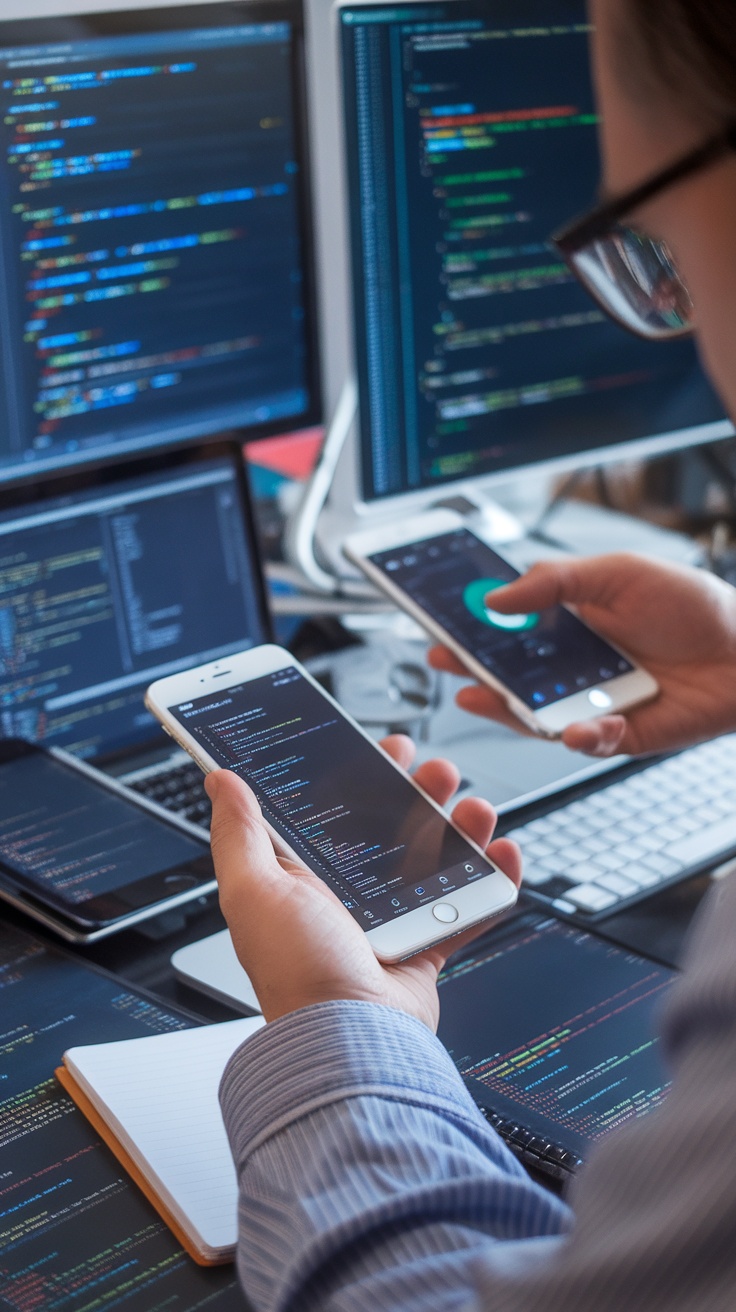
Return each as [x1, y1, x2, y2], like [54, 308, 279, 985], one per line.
[0, 438, 272, 826]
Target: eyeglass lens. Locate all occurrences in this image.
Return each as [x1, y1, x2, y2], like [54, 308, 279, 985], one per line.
[567, 227, 694, 340]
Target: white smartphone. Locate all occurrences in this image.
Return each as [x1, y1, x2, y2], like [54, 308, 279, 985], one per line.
[145, 644, 517, 962]
[344, 510, 659, 738]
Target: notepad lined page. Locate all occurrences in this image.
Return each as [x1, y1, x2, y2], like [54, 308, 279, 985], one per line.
[64, 1016, 264, 1256]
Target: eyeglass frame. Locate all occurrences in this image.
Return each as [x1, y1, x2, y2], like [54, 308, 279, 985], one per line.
[552, 121, 736, 272]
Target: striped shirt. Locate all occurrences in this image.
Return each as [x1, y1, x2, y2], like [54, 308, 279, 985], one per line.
[220, 873, 736, 1311]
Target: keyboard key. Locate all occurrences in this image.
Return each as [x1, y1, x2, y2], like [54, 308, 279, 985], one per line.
[565, 884, 619, 912]
[504, 828, 527, 844]
[651, 821, 689, 844]
[552, 897, 577, 914]
[619, 817, 650, 837]
[594, 851, 629, 872]
[594, 871, 639, 896]
[522, 864, 559, 887]
[525, 841, 557, 860]
[675, 815, 701, 834]
[565, 861, 607, 885]
[624, 865, 662, 889]
[638, 832, 666, 852]
[524, 819, 555, 838]
[618, 843, 646, 862]
[665, 813, 736, 866]
[542, 830, 573, 852]
[580, 836, 608, 856]
[641, 852, 683, 877]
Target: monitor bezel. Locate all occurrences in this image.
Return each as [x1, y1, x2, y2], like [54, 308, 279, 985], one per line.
[334, 0, 733, 522]
[0, 0, 323, 468]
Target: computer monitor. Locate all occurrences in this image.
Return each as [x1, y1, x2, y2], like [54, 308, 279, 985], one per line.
[0, 1, 321, 480]
[335, 0, 729, 520]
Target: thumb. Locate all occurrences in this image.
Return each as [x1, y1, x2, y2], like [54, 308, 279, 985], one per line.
[487, 558, 607, 614]
[204, 769, 284, 910]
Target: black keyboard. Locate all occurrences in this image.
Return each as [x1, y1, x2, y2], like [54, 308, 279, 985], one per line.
[478, 1106, 583, 1181]
[129, 760, 211, 829]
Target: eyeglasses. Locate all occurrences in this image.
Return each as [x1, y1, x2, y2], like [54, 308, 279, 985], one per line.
[552, 124, 736, 341]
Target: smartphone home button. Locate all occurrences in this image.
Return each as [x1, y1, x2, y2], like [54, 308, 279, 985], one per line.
[432, 902, 459, 924]
[588, 688, 613, 708]
[164, 873, 200, 890]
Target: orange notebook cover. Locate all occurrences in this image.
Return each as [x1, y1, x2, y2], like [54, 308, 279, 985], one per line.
[55, 1015, 264, 1266]
[56, 1065, 222, 1267]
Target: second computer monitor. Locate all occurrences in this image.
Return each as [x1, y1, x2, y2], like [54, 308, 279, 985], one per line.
[338, 0, 728, 506]
[0, 1, 321, 480]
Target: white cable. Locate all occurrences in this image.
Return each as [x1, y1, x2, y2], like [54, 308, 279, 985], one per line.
[284, 376, 358, 594]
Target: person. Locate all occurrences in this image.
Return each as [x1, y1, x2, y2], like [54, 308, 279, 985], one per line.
[210, 2, 736, 1307]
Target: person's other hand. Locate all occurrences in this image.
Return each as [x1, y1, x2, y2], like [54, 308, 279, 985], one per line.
[429, 552, 736, 758]
[205, 735, 521, 1030]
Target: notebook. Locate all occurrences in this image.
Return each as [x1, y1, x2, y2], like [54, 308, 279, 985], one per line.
[0, 438, 272, 825]
[56, 1016, 265, 1265]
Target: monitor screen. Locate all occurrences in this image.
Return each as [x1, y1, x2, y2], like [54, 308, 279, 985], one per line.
[0, 442, 271, 760]
[339, 0, 726, 502]
[0, 1, 321, 480]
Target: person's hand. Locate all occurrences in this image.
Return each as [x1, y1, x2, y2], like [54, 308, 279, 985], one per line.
[205, 735, 521, 1031]
[429, 552, 736, 758]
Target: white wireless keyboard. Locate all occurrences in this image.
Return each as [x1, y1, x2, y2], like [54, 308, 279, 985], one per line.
[501, 735, 736, 917]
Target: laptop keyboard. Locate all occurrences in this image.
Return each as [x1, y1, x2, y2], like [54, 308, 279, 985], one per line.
[129, 760, 211, 829]
[501, 734, 736, 917]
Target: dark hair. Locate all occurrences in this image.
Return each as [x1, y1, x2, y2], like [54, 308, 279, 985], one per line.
[626, 1, 736, 125]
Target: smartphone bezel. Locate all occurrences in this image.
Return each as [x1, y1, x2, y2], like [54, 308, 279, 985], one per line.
[0, 740, 215, 932]
[146, 643, 518, 962]
[343, 510, 659, 736]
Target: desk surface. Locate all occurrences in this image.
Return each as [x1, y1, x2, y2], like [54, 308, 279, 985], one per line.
[0, 846, 713, 1312]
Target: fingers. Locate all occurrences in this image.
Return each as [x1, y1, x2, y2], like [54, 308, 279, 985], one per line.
[428, 647, 538, 735]
[450, 795, 497, 849]
[448, 796, 522, 887]
[487, 837, 523, 888]
[380, 735, 460, 807]
[412, 757, 461, 806]
[455, 683, 536, 735]
[561, 714, 628, 758]
[380, 733, 416, 771]
[428, 644, 470, 677]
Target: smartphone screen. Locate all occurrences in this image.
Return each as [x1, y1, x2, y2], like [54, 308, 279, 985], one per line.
[0, 748, 212, 926]
[368, 528, 632, 711]
[168, 666, 498, 930]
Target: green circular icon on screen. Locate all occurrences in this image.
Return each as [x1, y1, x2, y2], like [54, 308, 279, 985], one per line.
[463, 579, 539, 632]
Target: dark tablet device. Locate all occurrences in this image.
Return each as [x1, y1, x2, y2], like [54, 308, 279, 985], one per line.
[438, 906, 675, 1181]
[0, 739, 214, 940]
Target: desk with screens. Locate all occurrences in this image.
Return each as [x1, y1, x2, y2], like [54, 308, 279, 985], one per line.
[0, 0, 321, 480]
[0, 7, 721, 1302]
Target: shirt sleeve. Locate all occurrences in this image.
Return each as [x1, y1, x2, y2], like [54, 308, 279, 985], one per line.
[220, 875, 736, 1312]
[219, 998, 570, 1312]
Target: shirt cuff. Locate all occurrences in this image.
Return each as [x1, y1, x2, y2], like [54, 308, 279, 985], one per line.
[219, 1000, 494, 1162]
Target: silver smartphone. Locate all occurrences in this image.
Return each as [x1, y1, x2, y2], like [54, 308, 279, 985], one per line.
[145, 644, 517, 962]
[344, 509, 658, 738]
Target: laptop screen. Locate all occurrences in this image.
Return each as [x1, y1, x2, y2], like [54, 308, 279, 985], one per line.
[0, 442, 270, 760]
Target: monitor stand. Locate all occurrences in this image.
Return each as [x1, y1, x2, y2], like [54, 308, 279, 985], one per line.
[284, 377, 702, 596]
[285, 378, 527, 596]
